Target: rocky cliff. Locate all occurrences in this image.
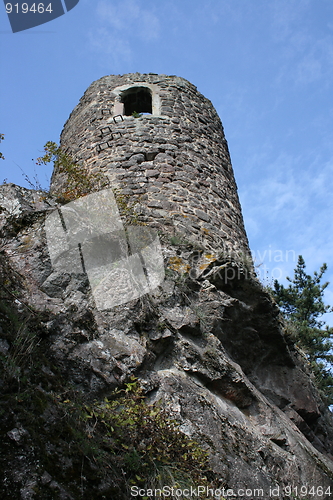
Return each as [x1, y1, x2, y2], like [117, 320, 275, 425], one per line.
[0, 183, 333, 499]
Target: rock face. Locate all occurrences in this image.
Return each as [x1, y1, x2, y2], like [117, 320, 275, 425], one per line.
[1, 74, 333, 499]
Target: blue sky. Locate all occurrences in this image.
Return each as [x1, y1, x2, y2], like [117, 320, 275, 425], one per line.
[1, 0, 333, 322]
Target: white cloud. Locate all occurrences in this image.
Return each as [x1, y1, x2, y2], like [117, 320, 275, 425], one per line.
[97, 0, 160, 41]
[268, 1, 333, 90]
[271, 0, 311, 43]
[88, 28, 132, 63]
[243, 151, 333, 223]
[240, 150, 333, 294]
[294, 37, 333, 85]
[87, 0, 160, 65]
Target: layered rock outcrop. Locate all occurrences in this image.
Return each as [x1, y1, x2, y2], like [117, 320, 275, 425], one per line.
[0, 73, 332, 499]
[1, 183, 332, 499]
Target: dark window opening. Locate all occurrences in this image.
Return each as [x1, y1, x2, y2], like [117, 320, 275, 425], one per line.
[121, 87, 152, 116]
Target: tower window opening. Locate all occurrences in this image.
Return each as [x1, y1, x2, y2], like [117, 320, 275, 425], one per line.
[121, 87, 152, 116]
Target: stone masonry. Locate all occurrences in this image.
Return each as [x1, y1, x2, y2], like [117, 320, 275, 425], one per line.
[51, 73, 251, 262]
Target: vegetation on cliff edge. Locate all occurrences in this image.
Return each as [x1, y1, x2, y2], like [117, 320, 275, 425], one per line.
[271, 255, 333, 405]
[0, 253, 214, 499]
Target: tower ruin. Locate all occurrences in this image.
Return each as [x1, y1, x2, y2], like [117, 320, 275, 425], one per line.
[51, 73, 251, 264]
[1, 75, 333, 495]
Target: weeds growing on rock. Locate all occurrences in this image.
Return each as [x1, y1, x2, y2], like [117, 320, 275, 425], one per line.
[113, 188, 145, 226]
[36, 141, 108, 202]
[0, 254, 216, 498]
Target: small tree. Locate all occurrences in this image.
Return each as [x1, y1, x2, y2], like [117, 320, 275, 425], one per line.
[272, 255, 333, 405]
[36, 141, 107, 201]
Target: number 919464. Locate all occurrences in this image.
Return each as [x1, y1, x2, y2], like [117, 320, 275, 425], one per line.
[5, 3, 53, 14]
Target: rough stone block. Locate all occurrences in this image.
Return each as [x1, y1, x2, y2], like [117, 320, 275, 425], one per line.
[195, 209, 210, 222]
[148, 200, 163, 208]
[145, 169, 160, 177]
[160, 165, 175, 173]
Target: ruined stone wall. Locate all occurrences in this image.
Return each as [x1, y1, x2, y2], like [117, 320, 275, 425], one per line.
[51, 73, 251, 261]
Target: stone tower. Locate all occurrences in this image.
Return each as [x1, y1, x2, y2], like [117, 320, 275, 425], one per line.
[51, 73, 251, 263]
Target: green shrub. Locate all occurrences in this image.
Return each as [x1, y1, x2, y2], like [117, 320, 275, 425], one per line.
[36, 141, 108, 201]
